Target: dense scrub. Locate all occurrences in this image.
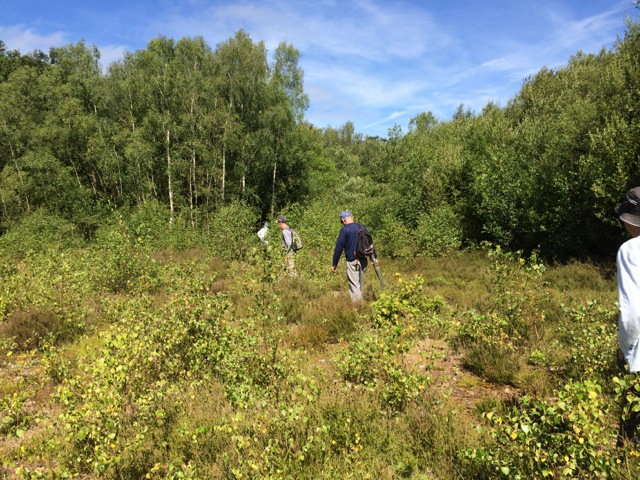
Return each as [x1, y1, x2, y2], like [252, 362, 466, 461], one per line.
[0, 220, 636, 479]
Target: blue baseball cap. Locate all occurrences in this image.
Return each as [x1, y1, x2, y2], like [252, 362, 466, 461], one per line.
[340, 211, 353, 219]
[277, 216, 287, 223]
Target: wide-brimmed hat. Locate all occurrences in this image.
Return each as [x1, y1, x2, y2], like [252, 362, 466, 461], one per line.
[616, 187, 640, 227]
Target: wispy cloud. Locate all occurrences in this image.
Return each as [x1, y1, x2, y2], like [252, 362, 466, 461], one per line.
[0, 25, 67, 54]
[363, 110, 407, 130]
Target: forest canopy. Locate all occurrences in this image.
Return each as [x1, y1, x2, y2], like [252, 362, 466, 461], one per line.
[1, 19, 640, 261]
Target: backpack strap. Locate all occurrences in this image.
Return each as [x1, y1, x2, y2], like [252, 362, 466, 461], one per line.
[354, 223, 362, 259]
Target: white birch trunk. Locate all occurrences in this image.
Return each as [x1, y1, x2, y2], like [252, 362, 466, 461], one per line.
[166, 128, 175, 225]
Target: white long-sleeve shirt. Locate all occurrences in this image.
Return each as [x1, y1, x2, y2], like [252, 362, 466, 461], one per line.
[617, 236, 640, 373]
[257, 226, 269, 244]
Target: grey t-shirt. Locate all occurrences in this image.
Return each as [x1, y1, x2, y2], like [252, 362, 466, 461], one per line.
[281, 228, 293, 251]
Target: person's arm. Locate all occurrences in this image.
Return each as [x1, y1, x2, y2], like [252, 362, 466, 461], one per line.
[332, 229, 346, 270]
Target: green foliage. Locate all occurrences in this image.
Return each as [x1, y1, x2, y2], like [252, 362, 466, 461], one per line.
[614, 372, 640, 452]
[92, 216, 160, 293]
[1, 33, 312, 239]
[0, 251, 93, 354]
[415, 203, 463, 257]
[556, 301, 618, 383]
[124, 199, 205, 251]
[335, 331, 428, 413]
[3, 20, 640, 261]
[382, 112, 468, 242]
[335, 320, 429, 413]
[0, 149, 98, 233]
[55, 274, 230, 476]
[456, 310, 523, 354]
[0, 240, 630, 478]
[0, 380, 39, 438]
[450, 244, 550, 385]
[375, 211, 420, 259]
[0, 209, 84, 257]
[370, 274, 451, 338]
[291, 199, 338, 252]
[206, 201, 258, 261]
[466, 381, 618, 479]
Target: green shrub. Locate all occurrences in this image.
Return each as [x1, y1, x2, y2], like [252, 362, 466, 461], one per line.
[466, 381, 618, 479]
[91, 223, 160, 294]
[415, 204, 463, 257]
[556, 300, 618, 383]
[206, 201, 258, 261]
[0, 379, 39, 437]
[124, 199, 205, 251]
[614, 372, 640, 453]
[0, 209, 84, 258]
[370, 274, 451, 339]
[527, 349, 547, 366]
[56, 278, 231, 476]
[454, 310, 524, 353]
[376, 212, 419, 259]
[335, 329, 427, 412]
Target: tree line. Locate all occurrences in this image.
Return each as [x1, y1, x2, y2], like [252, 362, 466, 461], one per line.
[1, 19, 640, 261]
[318, 18, 640, 261]
[0, 31, 310, 235]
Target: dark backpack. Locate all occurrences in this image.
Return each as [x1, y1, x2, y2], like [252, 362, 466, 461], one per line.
[287, 227, 303, 251]
[355, 223, 374, 260]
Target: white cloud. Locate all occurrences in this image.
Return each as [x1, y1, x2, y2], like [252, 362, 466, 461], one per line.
[97, 44, 128, 71]
[0, 25, 67, 54]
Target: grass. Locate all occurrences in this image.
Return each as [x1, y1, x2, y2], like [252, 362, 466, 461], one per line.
[0, 242, 632, 479]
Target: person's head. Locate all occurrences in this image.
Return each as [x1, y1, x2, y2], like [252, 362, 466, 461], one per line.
[276, 216, 288, 229]
[340, 211, 354, 225]
[616, 187, 640, 238]
[263, 222, 269, 229]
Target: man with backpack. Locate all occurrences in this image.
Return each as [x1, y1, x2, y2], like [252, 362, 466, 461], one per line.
[276, 216, 299, 276]
[331, 211, 377, 302]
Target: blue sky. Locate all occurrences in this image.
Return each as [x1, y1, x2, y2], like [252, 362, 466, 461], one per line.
[1, 1, 637, 138]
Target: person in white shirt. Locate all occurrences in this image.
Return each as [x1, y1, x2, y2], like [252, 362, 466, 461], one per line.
[615, 186, 640, 444]
[257, 222, 269, 244]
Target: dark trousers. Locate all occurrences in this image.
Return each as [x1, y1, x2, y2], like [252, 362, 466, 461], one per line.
[617, 349, 640, 446]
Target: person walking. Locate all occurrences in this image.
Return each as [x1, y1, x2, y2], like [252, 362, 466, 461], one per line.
[331, 211, 371, 302]
[615, 186, 640, 445]
[257, 222, 269, 245]
[277, 216, 297, 276]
